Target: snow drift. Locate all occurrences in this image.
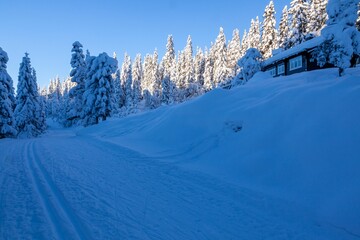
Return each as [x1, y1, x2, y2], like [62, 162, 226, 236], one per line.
[79, 67, 360, 235]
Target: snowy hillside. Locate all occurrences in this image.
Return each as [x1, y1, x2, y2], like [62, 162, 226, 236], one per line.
[80, 67, 360, 236]
[1, 67, 360, 239]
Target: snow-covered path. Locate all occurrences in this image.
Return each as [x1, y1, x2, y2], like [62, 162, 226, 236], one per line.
[0, 126, 358, 239]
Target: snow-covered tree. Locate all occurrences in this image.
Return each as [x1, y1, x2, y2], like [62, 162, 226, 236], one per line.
[47, 76, 62, 119]
[194, 47, 205, 88]
[132, 54, 142, 109]
[183, 35, 199, 99]
[113, 67, 125, 112]
[14, 53, 45, 137]
[67, 41, 86, 125]
[150, 49, 161, 106]
[308, 0, 328, 34]
[203, 49, 215, 91]
[161, 35, 176, 104]
[162, 35, 176, 79]
[261, 1, 277, 59]
[238, 48, 263, 82]
[120, 54, 133, 111]
[227, 29, 242, 77]
[287, 0, 310, 48]
[278, 6, 290, 49]
[240, 30, 249, 56]
[248, 17, 261, 50]
[356, 2, 360, 31]
[82, 53, 117, 126]
[312, 0, 360, 75]
[213, 27, 231, 87]
[0, 47, 17, 138]
[32, 69, 46, 133]
[161, 74, 172, 105]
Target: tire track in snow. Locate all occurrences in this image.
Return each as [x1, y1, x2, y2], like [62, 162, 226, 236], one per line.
[25, 140, 90, 240]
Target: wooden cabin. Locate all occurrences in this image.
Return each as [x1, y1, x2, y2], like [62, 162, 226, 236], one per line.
[262, 37, 334, 77]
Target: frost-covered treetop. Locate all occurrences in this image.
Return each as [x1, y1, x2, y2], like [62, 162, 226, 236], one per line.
[0, 47, 9, 70]
[70, 41, 85, 69]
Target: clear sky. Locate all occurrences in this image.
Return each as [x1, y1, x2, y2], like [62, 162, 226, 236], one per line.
[1, 0, 290, 88]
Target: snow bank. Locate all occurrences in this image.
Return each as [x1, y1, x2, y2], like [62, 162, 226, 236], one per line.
[79, 67, 360, 235]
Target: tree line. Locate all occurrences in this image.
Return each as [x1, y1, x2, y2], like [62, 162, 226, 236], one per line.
[1, 0, 359, 138]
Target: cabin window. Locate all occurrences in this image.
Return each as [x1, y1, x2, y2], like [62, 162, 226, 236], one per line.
[268, 67, 276, 76]
[277, 63, 285, 75]
[289, 56, 302, 70]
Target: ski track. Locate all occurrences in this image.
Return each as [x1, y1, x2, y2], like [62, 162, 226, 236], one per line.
[0, 128, 359, 239]
[25, 140, 90, 240]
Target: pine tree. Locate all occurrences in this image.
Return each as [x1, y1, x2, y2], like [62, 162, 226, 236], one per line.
[261, 1, 277, 59]
[132, 54, 143, 109]
[227, 29, 242, 77]
[14, 53, 45, 137]
[0, 47, 17, 138]
[67, 41, 86, 125]
[287, 0, 310, 48]
[213, 27, 230, 87]
[82, 53, 117, 126]
[278, 6, 290, 49]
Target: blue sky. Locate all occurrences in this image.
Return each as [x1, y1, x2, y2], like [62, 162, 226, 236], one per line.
[1, 0, 289, 88]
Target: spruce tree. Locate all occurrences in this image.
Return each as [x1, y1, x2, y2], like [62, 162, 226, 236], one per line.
[194, 47, 205, 88]
[356, 2, 360, 31]
[308, 0, 328, 34]
[32, 69, 46, 133]
[150, 49, 161, 107]
[162, 35, 176, 79]
[67, 41, 86, 125]
[278, 6, 290, 49]
[227, 29, 242, 78]
[0, 47, 17, 138]
[142, 54, 153, 94]
[261, 1, 277, 59]
[288, 0, 310, 48]
[82, 53, 117, 126]
[248, 17, 261, 50]
[14, 53, 45, 137]
[203, 49, 215, 91]
[238, 48, 263, 82]
[183, 35, 198, 99]
[213, 27, 230, 87]
[120, 53, 133, 112]
[161, 35, 176, 104]
[240, 30, 249, 56]
[132, 54, 143, 109]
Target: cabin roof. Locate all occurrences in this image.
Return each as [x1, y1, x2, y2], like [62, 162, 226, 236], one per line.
[263, 36, 325, 67]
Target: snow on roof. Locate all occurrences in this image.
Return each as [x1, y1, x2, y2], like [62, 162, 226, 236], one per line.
[263, 36, 325, 67]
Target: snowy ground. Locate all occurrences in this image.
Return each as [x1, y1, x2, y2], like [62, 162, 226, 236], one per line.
[1, 68, 360, 239]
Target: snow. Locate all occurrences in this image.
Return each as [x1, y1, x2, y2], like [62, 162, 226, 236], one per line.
[1, 67, 360, 239]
